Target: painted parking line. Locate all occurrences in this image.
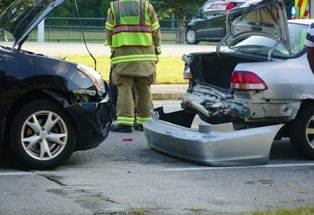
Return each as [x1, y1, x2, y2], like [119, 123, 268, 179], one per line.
[161, 162, 314, 172]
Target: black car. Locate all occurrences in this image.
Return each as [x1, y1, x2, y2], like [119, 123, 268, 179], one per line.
[0, 0, 112, 169]
[185, 0, 244, 44]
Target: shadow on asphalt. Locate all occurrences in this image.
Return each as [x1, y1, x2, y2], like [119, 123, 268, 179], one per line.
[0, 137, 306, 170]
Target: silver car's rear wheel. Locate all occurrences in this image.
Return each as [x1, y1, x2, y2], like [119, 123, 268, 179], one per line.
[9, 99, 77, 169]
[290, 103, 314, 159]
[186, 29, 199, 44]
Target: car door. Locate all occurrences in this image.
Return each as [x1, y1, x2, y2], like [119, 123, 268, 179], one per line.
[195, 12, 216, 40]
[203, 14, 226, 40]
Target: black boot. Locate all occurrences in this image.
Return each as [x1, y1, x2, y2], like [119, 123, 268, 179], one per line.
[110, 124, 132, 133]
[133, 124, 143, 131]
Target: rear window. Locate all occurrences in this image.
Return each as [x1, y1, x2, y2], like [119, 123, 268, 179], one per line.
[230, 22, 308, 58]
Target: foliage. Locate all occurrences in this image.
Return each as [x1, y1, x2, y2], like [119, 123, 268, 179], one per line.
[151, 0, 206, 43]
[49, 0, 109, 18]
[151, 0, 205, 20]
[0, 0, 14, 15]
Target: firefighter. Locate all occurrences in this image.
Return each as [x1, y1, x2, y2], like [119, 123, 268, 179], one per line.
[105, 0, 161, 133]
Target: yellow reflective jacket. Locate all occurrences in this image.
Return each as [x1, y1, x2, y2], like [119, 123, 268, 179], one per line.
[105, 0, 161, 76]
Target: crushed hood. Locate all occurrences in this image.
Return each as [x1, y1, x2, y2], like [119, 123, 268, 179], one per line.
[0, 0, 64, 48]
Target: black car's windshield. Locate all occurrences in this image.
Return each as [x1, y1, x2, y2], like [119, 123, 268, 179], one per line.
[230, 22, 308, 58]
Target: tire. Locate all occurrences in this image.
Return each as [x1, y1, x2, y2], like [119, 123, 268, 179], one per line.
[9, 99, 77, 170]
[290, 103, 314, 159]
[185, 29, 199, 44]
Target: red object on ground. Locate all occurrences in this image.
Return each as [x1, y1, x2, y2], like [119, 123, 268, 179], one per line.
[122, 138, 134, 142]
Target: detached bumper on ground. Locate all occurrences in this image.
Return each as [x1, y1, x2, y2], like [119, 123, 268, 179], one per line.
[144, 108, 283, 166]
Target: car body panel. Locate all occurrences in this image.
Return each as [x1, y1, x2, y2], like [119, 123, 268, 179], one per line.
[144, 109, 283, 166]
[234, 55, 314, 100]
[65, 98, 112, 150]
[225, 0, 289, 45]
[0, 49, 112, 151]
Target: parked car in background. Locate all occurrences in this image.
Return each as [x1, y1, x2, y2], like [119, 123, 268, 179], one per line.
[185, 0, 245, 44]
[0, 0, 112, 169]
[145, 0, 314, 165]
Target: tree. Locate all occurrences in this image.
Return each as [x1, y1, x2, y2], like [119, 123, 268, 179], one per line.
[0, 0, 14, 14]
[0, 0, 13, 41]
[151, 0, 206, 44]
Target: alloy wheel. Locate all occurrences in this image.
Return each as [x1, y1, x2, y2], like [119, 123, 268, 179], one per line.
[21, 110, 68, 161]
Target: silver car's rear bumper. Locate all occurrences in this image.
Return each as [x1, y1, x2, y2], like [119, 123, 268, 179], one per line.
[144, 109, 283, 166]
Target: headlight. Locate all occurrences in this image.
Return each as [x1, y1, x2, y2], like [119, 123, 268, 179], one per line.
[77, 64, 106, 92]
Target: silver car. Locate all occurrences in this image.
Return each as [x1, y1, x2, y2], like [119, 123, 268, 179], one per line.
[144, 0, 314, 166]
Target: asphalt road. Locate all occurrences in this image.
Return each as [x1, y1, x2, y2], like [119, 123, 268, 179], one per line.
[1, 100, 314, 215]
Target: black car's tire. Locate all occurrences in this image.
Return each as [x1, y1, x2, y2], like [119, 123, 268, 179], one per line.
[290, 103, 314, 159]
[9, 99, 77, 170]
[185, 29, 199, 44]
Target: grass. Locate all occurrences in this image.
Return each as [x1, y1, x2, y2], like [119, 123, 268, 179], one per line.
[65, 55, 188, 84]
[249, 205, 314, 215]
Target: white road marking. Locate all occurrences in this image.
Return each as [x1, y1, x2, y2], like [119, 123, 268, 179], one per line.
[0, 171, 33, 176]
[162, 162, 314, 171]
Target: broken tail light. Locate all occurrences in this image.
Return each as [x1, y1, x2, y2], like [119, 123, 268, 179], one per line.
[230, 71, 268, 90]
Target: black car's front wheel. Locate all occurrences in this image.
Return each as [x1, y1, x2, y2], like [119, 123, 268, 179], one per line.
[290, 103, 314, 159]
[9, 99, 77, 170]
[185, 29, 199, 44]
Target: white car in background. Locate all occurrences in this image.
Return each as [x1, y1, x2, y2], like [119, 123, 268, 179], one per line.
[144, 0, 314, 166]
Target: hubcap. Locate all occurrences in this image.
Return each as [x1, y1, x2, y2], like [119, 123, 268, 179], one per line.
[305, 116, 314, 150]
[21, 111, 68, 161]
[186, 30, 196, 43]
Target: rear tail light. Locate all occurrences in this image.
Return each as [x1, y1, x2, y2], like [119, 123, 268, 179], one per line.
[230, 71, 268, 90]
[226, 1, 236, 10]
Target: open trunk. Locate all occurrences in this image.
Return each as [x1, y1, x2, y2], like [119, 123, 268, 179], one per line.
[185, 52, 267, 89]
[181, 52, 269, 124]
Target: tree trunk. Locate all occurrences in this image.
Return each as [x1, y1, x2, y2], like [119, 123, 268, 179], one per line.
[176, 20, 186, 44]
[175, 9, 187, 44]
[0, 29, 7, 42]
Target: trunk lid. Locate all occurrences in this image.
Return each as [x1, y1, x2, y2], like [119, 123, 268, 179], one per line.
[218, 0, 290, 54]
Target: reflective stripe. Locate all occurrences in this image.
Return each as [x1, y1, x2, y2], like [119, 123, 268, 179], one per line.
[112, 25, 152, 34]
[155, 45, 161, 54]
[151, 21, 160, 31]
[106, 22, 114, 31]
[137, 116, 152, 125]
[111, 54, 158, 64]
[117, 116, 134, 126]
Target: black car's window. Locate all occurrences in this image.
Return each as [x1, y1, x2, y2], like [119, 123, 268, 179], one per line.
[230, 23, 308, 58]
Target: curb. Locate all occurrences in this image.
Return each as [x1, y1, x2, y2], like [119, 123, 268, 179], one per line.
[151, 84, 187, 100]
